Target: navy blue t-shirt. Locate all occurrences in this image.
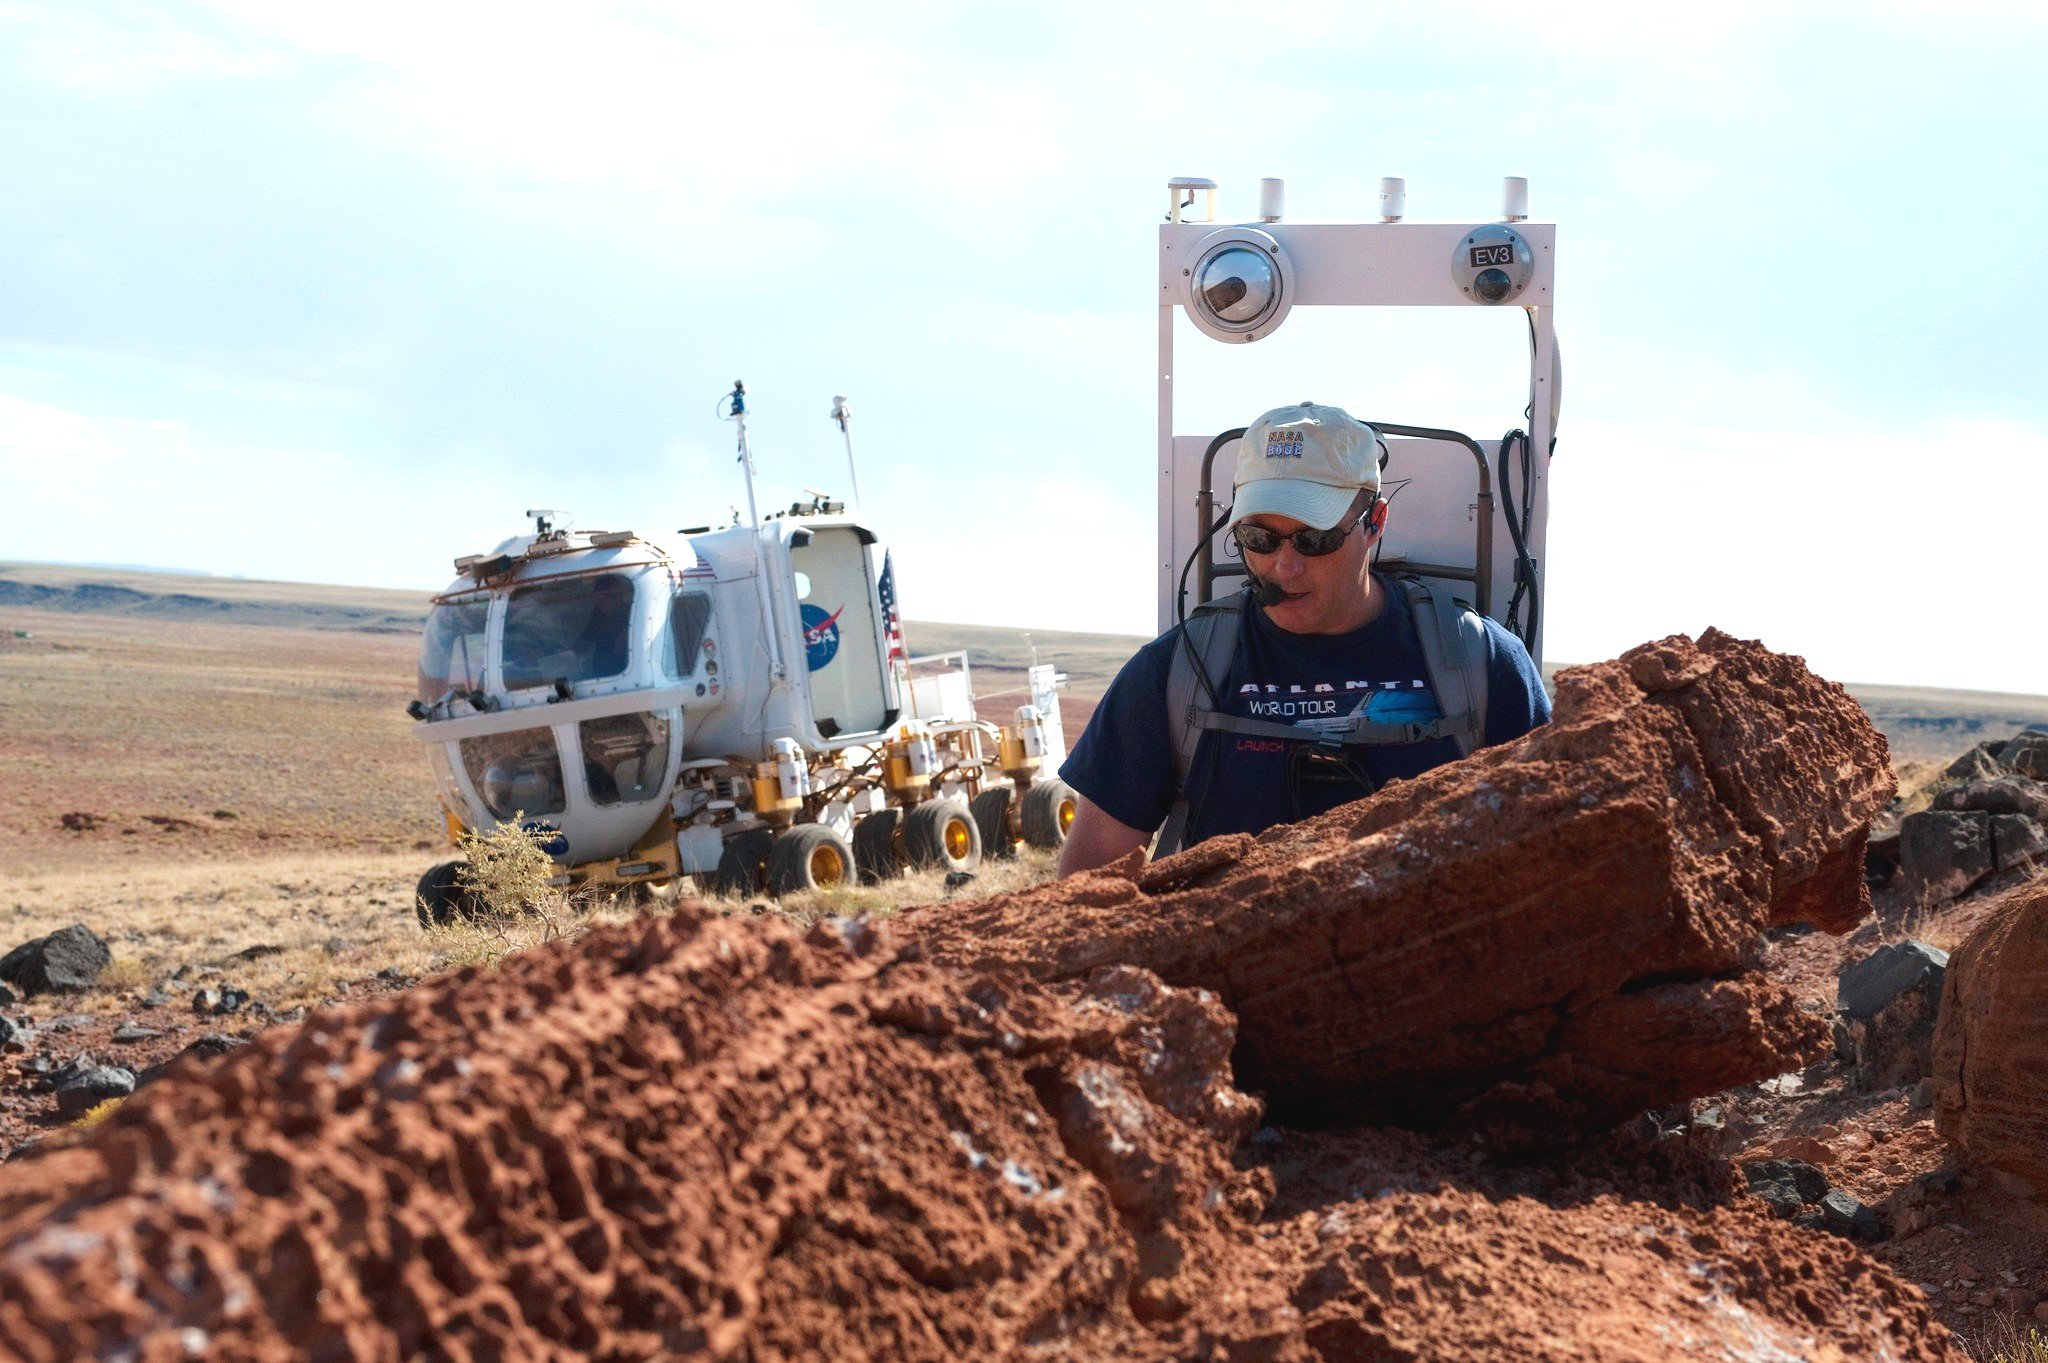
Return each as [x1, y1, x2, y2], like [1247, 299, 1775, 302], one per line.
[1061, 576, 1551, 846]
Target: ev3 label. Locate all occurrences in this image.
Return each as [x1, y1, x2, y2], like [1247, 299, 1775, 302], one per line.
[1469, 244, 1515, 267]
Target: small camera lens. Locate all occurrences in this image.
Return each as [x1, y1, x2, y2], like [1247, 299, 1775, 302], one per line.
[1473, 267, 1513, 304]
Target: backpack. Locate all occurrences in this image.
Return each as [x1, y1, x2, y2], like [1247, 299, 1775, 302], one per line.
[1155, 576, 1490, 856]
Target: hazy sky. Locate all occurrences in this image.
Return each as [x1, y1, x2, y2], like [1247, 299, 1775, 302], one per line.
[3, 1, 2045, 694]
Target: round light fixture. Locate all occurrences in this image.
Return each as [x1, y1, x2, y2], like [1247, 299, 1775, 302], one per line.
[1181, 227, 1293, 343]
[1451, 224, 1535, 306]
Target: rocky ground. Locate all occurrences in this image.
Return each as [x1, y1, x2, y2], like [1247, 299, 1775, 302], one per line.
[0, 630, 2042, 1358]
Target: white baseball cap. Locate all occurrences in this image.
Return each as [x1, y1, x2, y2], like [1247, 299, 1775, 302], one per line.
[1227, 401, 1384, 531]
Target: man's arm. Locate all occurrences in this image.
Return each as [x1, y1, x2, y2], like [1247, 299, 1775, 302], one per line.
[1057, 794, 1152, 878]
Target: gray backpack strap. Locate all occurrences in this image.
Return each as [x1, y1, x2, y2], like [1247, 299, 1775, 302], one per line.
[1158, 595, 1245, 857]
[1399, 577, 1489, 756]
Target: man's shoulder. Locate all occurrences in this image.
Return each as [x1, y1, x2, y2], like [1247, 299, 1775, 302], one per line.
[1102, 624, 1189, 698]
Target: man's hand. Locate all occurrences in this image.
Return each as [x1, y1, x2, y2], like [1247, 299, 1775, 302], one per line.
[1056, 795, 1151, 878]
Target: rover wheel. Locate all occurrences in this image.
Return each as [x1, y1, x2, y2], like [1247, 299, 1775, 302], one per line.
[852, 808, 903, 885]
[971, 786, 1017, 861]
[767, 824, 856, 897]
[1020, 778, 1078, 851]
[902, 797, 981, 873]
[710, 828, 774, 898]
[414, 860, 478, 929]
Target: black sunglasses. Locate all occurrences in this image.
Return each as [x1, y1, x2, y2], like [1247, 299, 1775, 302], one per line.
[1231, 497, 1377, 558]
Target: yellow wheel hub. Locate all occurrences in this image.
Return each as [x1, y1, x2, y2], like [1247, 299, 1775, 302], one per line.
[809, 843, 847, 888]
[943, 817, 973, 861]
[1057, 798, 1075, 834]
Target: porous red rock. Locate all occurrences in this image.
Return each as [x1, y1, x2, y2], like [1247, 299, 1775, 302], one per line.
[0, 909, 1962, 1363]
[0, 911, 1298, 1363]
[1931, 875, 2048, 1194]
[908, 630, 1893, 1131]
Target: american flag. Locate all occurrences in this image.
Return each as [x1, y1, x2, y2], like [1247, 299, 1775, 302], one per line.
[877, 551, 907, 663]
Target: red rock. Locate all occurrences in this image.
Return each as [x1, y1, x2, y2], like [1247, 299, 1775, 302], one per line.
[1765, 1135, 1839, 1165]
[1931, 877, 2048, 1194]
[0, 909, 1963, 1363]
[908, 630, 1893, 1132]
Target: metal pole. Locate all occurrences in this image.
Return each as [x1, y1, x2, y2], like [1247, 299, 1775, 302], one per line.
[729, 380, 787, 681]
[830, 395, 863, 511]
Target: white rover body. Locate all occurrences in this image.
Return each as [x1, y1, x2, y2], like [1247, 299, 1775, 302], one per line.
[409, 407, 1073, 916]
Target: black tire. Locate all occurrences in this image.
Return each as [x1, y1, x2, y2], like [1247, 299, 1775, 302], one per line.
[971, 786, 1017, 861]
[767, 824, 856, 897]
[710, 828, 774, 898]
[901, 797, 981, 872]
[1020, 778, 1078, 851]
[852, 807, 903, 885]
[414, 859, 477, 929]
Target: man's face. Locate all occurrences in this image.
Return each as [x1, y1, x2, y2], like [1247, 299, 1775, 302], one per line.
[1238, 504, 1384, 635]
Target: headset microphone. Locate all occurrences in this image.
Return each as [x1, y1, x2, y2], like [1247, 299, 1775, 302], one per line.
[1252, 575, 1287, 608]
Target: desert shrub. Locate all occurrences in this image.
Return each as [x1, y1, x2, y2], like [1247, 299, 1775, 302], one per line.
[455, 819, 566, 923]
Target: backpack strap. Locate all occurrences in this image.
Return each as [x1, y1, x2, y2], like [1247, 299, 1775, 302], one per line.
[1398, 576, 1489, 757]
[1158, 594, 1245, 857]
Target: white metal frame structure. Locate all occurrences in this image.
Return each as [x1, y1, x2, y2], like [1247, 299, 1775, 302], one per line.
[1156, 176, 1559, 665]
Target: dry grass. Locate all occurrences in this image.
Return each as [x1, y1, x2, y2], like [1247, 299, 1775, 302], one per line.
[1957, 1315, 2048, 1363]
[0, 835, 1061, 1012]
[1, 851, 456, 1011]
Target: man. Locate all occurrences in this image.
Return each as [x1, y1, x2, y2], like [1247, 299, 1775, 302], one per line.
[1057, 401, 1551, 876]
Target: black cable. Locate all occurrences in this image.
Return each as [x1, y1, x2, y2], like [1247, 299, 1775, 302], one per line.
[1496, 428, 1540, 650]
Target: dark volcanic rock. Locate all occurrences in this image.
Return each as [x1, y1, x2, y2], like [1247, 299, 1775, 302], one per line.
[1898, 811, 1994, 904]
[1819, 1190, 1886, 1242]
[1944, 743, 2005, 783]
[1991, 814, 2047, 870]
[1932, 775, 2048, 823]
[1839, 941, 1947, 1021]
[1998, 730, 2048, 780]
[1743, 1158, 1830, 1216]
[1838, 941, 1948, 1089]
[53, 1065, 135, 1116]
[0, 924, 111, 997]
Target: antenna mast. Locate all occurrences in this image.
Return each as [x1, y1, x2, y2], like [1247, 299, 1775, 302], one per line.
[829, 394, 864, 511]
[726, 379, 788, 681]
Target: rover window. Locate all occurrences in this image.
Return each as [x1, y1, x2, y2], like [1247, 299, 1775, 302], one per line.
[502, 573, 633, 691]
[670, 592, 712, 675]
[579, 712, 671, 806]
[418, 597, 490, 705]
[460, 728, 568, 820]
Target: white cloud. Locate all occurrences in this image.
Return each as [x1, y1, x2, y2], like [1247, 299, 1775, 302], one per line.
[1545, 414, 2048, 694]
[2, 0, 2045, 700]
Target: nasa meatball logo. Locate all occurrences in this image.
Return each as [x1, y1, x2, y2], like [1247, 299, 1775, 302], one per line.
[801, 603, 843, 671]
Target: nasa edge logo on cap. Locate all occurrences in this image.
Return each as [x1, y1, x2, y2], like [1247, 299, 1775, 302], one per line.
[1263, 429, 1305, 460]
